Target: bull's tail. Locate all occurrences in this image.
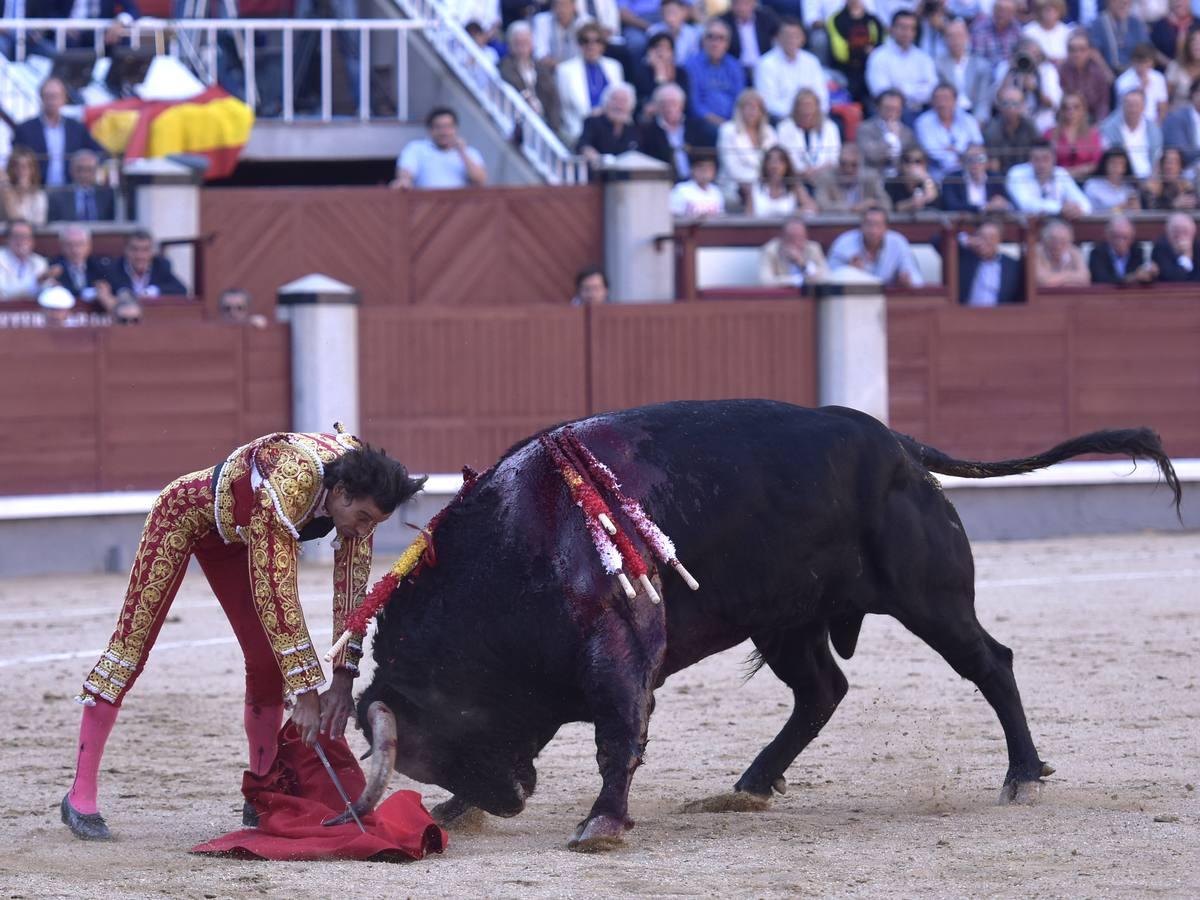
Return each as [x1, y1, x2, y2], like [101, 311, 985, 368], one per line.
[895, 427, 1183, 519]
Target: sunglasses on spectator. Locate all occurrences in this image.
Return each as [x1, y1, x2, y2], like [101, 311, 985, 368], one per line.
[998, 99, 1022, 109]
[580, 36, 604, 44]
[904, 155, 926, 163]
[966, 153, 988, 163]
[704, 32, 728, 40]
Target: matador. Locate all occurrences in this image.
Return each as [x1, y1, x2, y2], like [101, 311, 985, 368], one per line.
[61, 427, 424, 841]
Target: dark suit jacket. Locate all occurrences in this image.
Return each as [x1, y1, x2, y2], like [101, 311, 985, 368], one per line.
[939, 175, 1009, 213]
[958, 249, 1024, 305]
[1151, 236, 1200, 282]
[46, 186, 116, 223]
[576, 114, 641, 156]
[11, 117, 106, 185]
[638, 116, 713, 181]
[104, 256, 188, 296]
[1088, 240, 1148, 285]
[719, 8, 780, 77]
[632, 64, 690, 115]
[49, 254, 110, 302]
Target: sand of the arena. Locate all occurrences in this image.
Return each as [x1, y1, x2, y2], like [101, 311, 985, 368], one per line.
[0, 532, 1196, 899]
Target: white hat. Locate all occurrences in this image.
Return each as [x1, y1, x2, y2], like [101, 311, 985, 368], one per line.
[38, 285, 76, 310]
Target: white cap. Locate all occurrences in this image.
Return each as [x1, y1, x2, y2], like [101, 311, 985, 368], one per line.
[38, 286, 76, 310]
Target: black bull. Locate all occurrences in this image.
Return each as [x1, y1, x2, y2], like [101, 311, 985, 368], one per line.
[349, 400, 1182, 850]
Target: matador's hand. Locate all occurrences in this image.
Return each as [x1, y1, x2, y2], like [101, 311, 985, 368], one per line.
[319, 670, 355, 740]
[292, 690, 321, 746]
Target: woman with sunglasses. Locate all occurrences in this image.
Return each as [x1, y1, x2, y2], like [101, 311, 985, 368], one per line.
[1043, 91, 1101, 181]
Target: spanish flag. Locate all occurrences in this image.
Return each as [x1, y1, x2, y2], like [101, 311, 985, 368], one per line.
[86, 85, 254, 180]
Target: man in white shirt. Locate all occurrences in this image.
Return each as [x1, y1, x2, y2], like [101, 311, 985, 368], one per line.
[1113, 42, 1168, 122]
[1099, 88, 1162, 179]
[1005, 140, 1092, 218]
[391, 107, 488, 190]
[827, 206, 924, 287]
[669, 153, 726, 217]
[757, 18, 830, 119]
[0, 219, 50, 300]
[865, 10, 938, 114]
[914, 83, 983, 181]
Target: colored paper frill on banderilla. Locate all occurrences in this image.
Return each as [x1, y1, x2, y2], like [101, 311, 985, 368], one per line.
[191, 723, 446, 862]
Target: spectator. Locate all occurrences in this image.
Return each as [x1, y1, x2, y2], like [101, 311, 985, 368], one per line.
[37, 285, 77, 327]
[47, 225, 108, 308]
[865, 11, 938, 114]
[1141, 146, 1199, 209]
[11, 77, 105, 188]
[1088, 213, 1158, 283]
[1089, 0, 1149, 73]
[776, 87, 841, 180]
[391, 107, 488, 190]
[914, 83, 983, 181]
[294, 0, 363, 113]
[1161, 75, 1200, 166]
[935, 18, 992, 121]
[813, 143, 893, 211]
[721, 0, 783, 82]
[571, 265, 610, 305]
[1115, 43, 1169, 122]
[1022, 0, 1072, 64]
[940, 144, 1012, 212]
[758, 216, 829, 286]
[639, 83, 713, 181]
[718, 88, 779, 205]
[994, 38, 1062, 132]
[619, 0, 666, 62]
[826, 0, 885, 104]
[1165, 28, 1200, 105]
[1083, 147, 1141, 211]
[971, 0, 1023, 68]
[886, 148, 941, 211]
[1058, 31, 1114, 124]
[983, 86, 1045, 173]
[748, 146, 820, 215]
[1150, 0, 1192, 63]
[757, 18, 830, 120]
[533, 0, 588, 65]
[47, 150, 116, 224]
[915, 0, 948, 60]
[219, 288, 269, 328]
[445, 0, 501, 40]
[647, 0, 702, 68]
[112, 293, 143, 325]
[578, 83, 641, 159]
[1006, 140, 1093, 217]
[958, 220, 1024, 306]
[501, 22, 563, 134]
[0, 220, 51, 300]
[0, 148, 48, 227]
[857, 89, 917, 177]
[1151, 211, 1200, 280]
[685, 19, 747, 133]
[1034, 218, 1090, 287]
[669, 151, 727, 216]
[101, 230, 187, 299]
[557, 23, 627, 145]
[1044, 91, 1102, 180]
[828, 206, 923, 286]
[1099, 88, 1162, 179]
[634, 32, 691, 113]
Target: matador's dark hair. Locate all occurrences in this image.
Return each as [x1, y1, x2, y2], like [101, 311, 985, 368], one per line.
[323, 445, 426, 514]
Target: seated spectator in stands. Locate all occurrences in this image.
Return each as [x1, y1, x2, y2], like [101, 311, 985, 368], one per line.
[1151, 0, 1192, 62]
[1007, 141, 1093, 217]
[557, 23, 627, 145]
[940, 144, 1012, 212]
[578, 83, 640, 159]
[619, 0, 665, 63]
[886, 148, 940, 212]
[721, 0, 781, 82]
[465, 21, 500, 70]
[647, 0, 702, 70]
[776, 88, 840, 182]
[101, 231, 187, 299]
[635, 32, 691, 115]
[983, 86, 1044, 174]
[813, 144, 892, 212]
[0, 148, 48, 227]
[1044, 92, 1103, 181]
[1099, 88, 1161, 179]
[1090, 0, 1148, 73]
[640, 83, 711, 181]
[1151, 211, 1200, 280]
[914, 83, 983, 181]
[571, 265, 609, 304]
[48, 225, 107, 308]
[1084, 147, 1142, 212]
[533, 0, 587, 66]
[11, 77, 105, 188]
[1058, 31, 1114, 123]
[826, 0, 885, 104]
[1089, 213, 1158, 284]
[935, 18, 992, 122]
[1161, 76, 1200, 166]
[219, 288, 269, 328]
[501, 22, 562, 135]
[446, 0, 502, 42]
[866, 11, 938, 115]
[685, 19, 746, 136]
[857, 90, 917, 178]
[669, 151, 727, 217]
[758, 216, 829, 286]
[112, 293, 143, 326]
[757, 18, 830, 120]
[958, 221, 1024, 306]
[1023, 0, 1072, 64]
[1115, 43, 1169, 122]
[391, 107, 488, 190]
[828, 206, 923, 286]
[1165, 28, 1200, 106]
[748, 146, 819, 216]
[1034, 219, 1090, 287]
[971, 0, 1023, 69]
[37, 285, 77, 327]
[1141, 146, 1199, 209]
[0, 220, 51, 300]
[994, 39, 1062, 133]
[47, 151, 116, 224]
[718, 88, 779, 207]
[915, 0, 948, 61]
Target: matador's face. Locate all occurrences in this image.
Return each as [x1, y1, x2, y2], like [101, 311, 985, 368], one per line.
[326, 485, 390, 539]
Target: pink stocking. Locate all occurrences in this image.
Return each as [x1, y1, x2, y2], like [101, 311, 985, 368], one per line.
[68, 701, 119, 814]
[244, 702, 284, 776]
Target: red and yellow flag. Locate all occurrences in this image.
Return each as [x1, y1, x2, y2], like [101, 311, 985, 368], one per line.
[86, 86, 254, 180]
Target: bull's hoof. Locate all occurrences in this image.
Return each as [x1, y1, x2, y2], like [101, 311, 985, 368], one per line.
[568, 814, 631, 853]
[998, 779, 1043, 806]
[431, 797, 488, 832]
[680, 790, 771, 814]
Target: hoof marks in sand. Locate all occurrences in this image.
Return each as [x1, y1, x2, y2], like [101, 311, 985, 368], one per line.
[680, 791, 771, 814]
[998, 779, 1043, 806]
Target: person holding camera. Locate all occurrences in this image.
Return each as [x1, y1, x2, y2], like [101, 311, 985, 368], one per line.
[996, 38, 1063, 131]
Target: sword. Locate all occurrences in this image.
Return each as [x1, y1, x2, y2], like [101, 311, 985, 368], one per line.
[314, 740, 367, 834]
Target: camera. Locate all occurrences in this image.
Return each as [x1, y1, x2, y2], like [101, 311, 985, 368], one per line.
[1014, 52, 1037, 74]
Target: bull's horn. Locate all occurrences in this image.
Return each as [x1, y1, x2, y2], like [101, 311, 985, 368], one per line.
[325, 701, 396, 826]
